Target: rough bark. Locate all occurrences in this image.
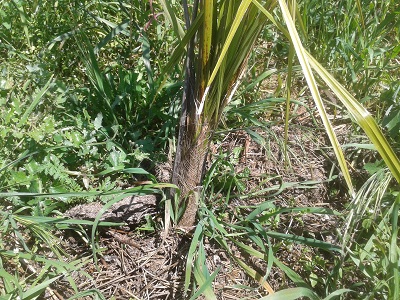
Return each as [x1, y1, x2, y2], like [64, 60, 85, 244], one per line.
[172, 119, 210, 227]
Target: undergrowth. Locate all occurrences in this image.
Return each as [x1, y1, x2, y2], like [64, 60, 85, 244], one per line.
[1, 0, 399, 299]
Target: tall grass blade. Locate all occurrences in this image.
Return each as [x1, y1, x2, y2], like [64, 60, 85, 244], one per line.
[283, 1, 296, 167]
[355, 0, 365, 30]
[21, 275, 62, 300]
[94, 19, 130, 54]
[238, 68, 278, 96]
[223, 237, 274, 294]
[205, 0, 252, 92]
[190, 267, 220, 300]
[0, 250, 89, 273]
[306, 52, 400, 183]
[67, 289, 107, 300]
[197, 0, 214, 108]
[342, 169, 392, 250]
[12, 215, 123, 227]
[273, 258, 311, 288]
[96, 167, 149, 176]
[323, 289, 353, 300]
[90, 192, 151, 267]
[259, 287, 319, 300]
[158, 11, 203, 82]
[159, 0, 185, 39]
[284, 43, 295, 167]
[251, 0, 287, 36]
[48, 30, 78, 50]
[191, 241, 219, 300]
[11, 0, 30, 47]
[90, 14, 130, 37]
[75, 34, 118, 125]
[185, 222, 204, 293]
[0, 182, 169, 198]
[266, 231, 342, 253]
[389, 193, 400, 299]
[256, 207, 341, 224]
[0, 150, 33, 173]
[19, 76, 54, 127]
[234, 256, 275, 294]
[277, 0, 354, 195]
[139, 35, 154, 93]
[0, 269, 16, 294]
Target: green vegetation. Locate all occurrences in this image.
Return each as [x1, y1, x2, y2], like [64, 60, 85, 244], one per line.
[1, 0, 399, 299]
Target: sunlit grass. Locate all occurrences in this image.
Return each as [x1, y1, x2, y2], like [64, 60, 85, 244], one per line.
[1, 0, 399, 299]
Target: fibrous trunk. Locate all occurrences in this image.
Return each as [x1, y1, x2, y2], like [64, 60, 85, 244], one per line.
[172, 119, 210, 227]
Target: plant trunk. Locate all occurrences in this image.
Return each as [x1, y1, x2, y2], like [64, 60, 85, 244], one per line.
[172, 109, 210, 227]
[171, 2, 206, 227]
[170, 0, 266, 227]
